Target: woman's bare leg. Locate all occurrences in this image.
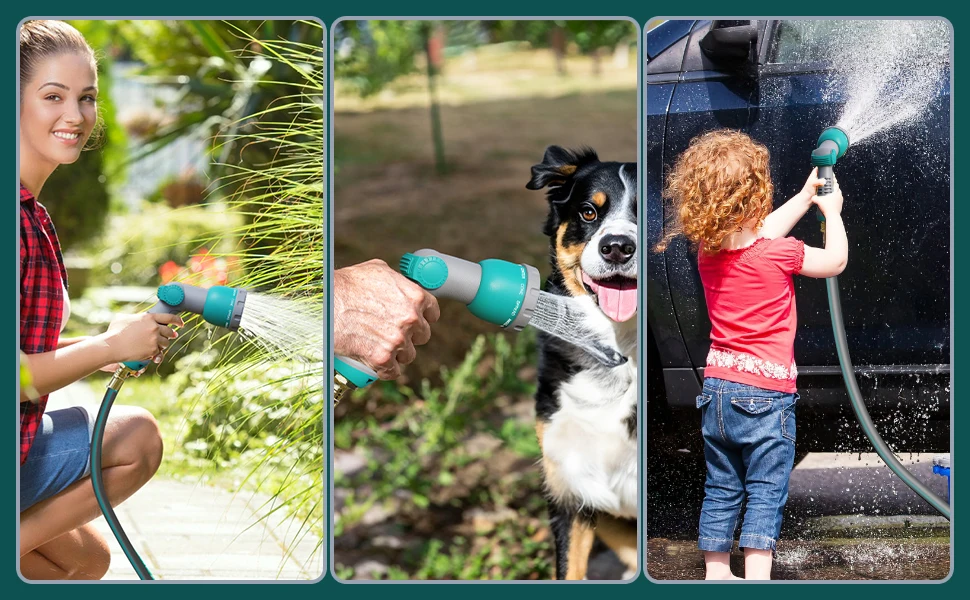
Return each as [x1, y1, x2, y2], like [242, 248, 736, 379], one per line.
[20, 523, 110, 580]
[20, 406, 163, 557]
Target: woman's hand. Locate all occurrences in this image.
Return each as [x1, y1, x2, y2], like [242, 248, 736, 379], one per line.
[102, 312, 184, 364]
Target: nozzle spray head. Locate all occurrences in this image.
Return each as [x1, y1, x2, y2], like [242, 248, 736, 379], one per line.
[400, 249, 541, 330]
[811, 126, 851, 221]
[121, 283, 247, 371]
[811, 126, 850, 167]
[154, 283, 247, 330]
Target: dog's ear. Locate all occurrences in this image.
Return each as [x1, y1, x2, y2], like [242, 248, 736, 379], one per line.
[526, 145, 599, 190]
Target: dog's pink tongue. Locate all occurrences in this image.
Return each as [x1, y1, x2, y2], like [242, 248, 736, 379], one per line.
[583, 273, 637, 322]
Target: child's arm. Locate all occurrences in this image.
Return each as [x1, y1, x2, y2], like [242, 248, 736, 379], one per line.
[21, 312, 182, 399]
[799, 177, 848, 278]
[759, 168, 825, 239]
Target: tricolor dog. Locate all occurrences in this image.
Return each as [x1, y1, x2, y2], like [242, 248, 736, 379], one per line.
[526, 146, 638, 580]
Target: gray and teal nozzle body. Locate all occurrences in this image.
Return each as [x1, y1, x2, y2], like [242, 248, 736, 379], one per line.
[399, 249, 541, 331]
[122, 283, 247, 371]
[811, 126, 850, 198]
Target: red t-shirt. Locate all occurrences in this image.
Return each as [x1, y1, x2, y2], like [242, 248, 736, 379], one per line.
[698, 236, 806, 393]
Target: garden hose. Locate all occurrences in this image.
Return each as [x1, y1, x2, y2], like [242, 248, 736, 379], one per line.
[93, 378, 154, 579]
[824, 275, 951, 520]
[814, 127, 950, 520]
[91, 283, 249, 579]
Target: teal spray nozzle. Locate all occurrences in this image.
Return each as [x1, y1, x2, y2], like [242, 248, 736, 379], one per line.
[399, 249, 541, 330]
[811, 126, 850, 220]
[333, 249, 542, 399]
[119, 283, 247, 372]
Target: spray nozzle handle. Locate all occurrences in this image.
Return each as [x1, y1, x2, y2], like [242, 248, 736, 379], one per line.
[120, 301, 182, 371]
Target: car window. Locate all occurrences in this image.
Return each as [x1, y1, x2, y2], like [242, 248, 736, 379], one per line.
[768, 20, 871, 65]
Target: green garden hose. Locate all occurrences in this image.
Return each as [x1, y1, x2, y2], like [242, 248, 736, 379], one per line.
[825, 275, 951, 520]
[813, 126, 949, 519]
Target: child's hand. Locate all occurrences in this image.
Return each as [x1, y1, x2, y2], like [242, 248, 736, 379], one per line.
[813, 175, 844, 218]
[102, 313, 184, 364]
[800, 167, 826, 200]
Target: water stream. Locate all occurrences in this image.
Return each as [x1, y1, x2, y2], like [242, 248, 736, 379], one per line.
[238, 292, 324, 364]
[804, 19, 951, 145]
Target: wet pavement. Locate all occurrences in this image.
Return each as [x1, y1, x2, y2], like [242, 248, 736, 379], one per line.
[647, 452, 952, 581]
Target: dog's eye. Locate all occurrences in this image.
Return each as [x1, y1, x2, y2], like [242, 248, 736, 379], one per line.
[580, 205, 598, 222]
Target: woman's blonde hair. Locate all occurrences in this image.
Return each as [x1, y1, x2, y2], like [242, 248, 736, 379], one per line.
[655, 129, 774, 254]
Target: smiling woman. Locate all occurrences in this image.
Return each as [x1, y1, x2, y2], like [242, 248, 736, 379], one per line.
[18, 20, 182, 581]
[19, 22, 99, 193]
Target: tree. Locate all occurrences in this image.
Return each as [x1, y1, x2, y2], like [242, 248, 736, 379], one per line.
[565, 21, 636, 76]
[101, 20, 322, 191]
[334, 20, 453, 173]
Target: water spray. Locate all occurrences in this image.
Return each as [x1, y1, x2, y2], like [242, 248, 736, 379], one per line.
[94, 282, 248, 580]
[812, 129, 950, 520]
[333, 249, 628, 401]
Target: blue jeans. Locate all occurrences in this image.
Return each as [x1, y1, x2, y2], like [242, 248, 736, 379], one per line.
[696, 377, 797, 553]
[20, 406, 94, 512]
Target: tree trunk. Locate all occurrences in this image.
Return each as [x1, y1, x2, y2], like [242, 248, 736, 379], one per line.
[424, 24, 447, 175]
[551, 26, 567, 76]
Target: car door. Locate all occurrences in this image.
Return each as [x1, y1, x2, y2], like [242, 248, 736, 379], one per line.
[746, 20, 950, 371]
[657, 20, 765, 381]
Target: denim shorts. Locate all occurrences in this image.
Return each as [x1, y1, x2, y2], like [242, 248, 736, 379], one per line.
[696, 377, 797, 553]
[20, 406, 94, 512]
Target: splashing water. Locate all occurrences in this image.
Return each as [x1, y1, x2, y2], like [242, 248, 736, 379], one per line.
[812, 20, 950, 145]
[528, 291, 628, 368]
[238, 292, 323, 363]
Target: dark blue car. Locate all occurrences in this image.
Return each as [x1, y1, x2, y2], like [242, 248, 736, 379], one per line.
[646, 20, 951, 461]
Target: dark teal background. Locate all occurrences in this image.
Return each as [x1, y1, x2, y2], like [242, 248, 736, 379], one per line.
[6, 2, 960, 596]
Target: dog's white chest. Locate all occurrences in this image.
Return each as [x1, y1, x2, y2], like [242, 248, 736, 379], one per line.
[541, 363, 638, 518]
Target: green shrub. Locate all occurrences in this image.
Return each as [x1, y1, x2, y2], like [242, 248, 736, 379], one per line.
[84, 203, 239, 287]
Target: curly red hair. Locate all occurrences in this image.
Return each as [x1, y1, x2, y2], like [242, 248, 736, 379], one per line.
[655, 129, 774, 255]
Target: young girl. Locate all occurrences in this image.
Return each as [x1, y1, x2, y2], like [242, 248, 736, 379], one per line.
[656, 130, 848, 580]
[19, 20, 183, 579]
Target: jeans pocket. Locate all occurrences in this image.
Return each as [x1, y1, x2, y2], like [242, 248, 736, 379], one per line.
[781, 393, 798, 442]
[731, 397, 773, 415]
[696, 392, 713, 409]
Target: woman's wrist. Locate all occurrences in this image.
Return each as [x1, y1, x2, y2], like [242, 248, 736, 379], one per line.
[86, 333, 120, 366]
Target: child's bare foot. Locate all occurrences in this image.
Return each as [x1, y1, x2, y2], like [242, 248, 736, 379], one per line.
[703, 551, 740, 580]
[744, 548, 773, 580]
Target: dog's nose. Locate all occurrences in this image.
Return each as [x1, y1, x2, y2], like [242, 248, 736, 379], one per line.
[599, 234, 636, 264]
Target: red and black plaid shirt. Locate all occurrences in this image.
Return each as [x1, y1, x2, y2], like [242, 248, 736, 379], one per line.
[20, 183, 67, 464]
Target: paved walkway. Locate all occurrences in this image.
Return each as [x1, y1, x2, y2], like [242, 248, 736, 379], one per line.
[45, 382, 324, 580]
